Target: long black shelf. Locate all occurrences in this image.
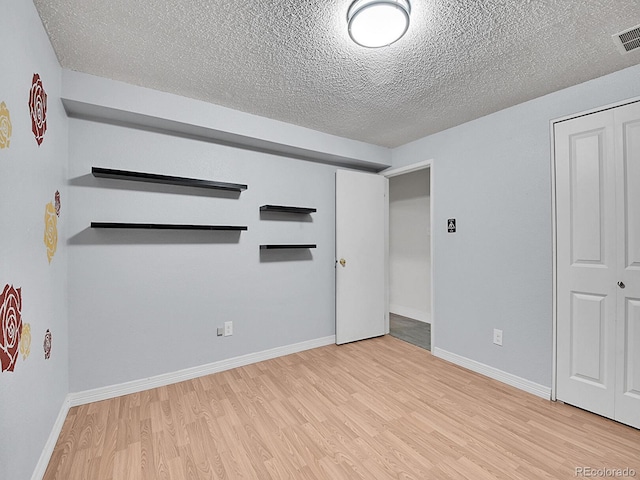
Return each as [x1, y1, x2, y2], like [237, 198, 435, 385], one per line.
[92, 167, 248, 192]
[260, 244, 316, 250]
[91, 222, 248, 231]
[260, 205, 316, 214]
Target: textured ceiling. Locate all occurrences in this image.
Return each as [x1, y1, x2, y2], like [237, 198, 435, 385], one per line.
[33, 0, 640, 148]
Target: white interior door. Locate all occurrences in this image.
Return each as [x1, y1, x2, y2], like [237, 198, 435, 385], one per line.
[555, 100, 640, 429]
[336, 169, 387, 345]
[614, 101, 640, 429]
[555, 109, 617, 419]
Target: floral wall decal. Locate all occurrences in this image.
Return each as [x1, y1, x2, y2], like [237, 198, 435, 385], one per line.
[54, 190, 61, 217]
[43, 329, 52, 360]
[19, 323, 31, 360]
[44, 201, 58, 263]
[0, 101, 12, 149]
[0, 284, 23, 372]
[28, 73, 47, 146]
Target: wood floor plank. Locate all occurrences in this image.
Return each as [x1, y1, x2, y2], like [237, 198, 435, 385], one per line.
[139, 418, 154, 480]
[43, 407, 78, 479]
[45, 335, 640, 479]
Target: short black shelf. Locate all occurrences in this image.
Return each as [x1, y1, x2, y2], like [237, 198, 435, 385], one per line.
[92, 167, 248, 192]
[260, 244, 316, 250]
[91, 222, 248, 231]
[260, 205, 316, 214]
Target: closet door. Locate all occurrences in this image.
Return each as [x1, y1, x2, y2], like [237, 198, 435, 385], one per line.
[614, 102, 640, 429]
[555, 110, 618, 419]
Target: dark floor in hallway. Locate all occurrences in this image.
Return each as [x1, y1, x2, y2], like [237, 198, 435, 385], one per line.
[389, 313, 431, 351]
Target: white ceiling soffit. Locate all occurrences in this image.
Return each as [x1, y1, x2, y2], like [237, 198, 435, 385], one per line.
[34, 0, 640, 148]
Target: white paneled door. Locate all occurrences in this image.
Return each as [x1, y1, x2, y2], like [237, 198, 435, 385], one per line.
[555, 101, 640, 429]
[614, 102, 640, 429]
[555, 109, 617, 418]
[335, 170, 387, 345]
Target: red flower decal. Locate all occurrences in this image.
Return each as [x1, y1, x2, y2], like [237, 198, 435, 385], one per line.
[28, 73, 47, 146]
[43, 329, 52, 360]
[55, 190, 61, 217]
[0, 284, 23, 372]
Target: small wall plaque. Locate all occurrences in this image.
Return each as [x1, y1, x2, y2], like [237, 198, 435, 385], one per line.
[448, 219, 456, 233]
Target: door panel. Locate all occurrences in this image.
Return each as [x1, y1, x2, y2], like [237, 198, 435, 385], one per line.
[335, 170, 386, 345]
[617, 297, 640, 429]
[570, 292, 607, 385]
[623, 299, 640, 397]
[571, 132, 605, 264]
[621, 113, 640, 269]
[555, 110, 617, 418]
[614, 102, 640, 429]
[557, 101, 640, 429]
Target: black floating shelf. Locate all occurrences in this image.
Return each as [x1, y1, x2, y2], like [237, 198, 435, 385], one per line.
[92, 167, 248, 192]
[260, 205, 316, 214]
[91, 222, 248, 231]
[260, 244, 316, 250]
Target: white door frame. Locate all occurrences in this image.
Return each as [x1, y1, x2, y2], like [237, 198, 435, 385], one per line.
[550, 96, 640, 402]
[381, 159, 434, 349]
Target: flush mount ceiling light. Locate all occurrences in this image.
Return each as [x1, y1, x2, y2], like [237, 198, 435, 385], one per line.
[347, 0, 411, 48]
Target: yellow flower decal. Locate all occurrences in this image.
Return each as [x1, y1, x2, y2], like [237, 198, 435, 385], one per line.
[44, 202, 58, 263]
[20, 323, 31, 360]
[0, 102, 12, 149]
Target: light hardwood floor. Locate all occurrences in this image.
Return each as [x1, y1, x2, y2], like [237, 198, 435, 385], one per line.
[44, 335, 640, 479]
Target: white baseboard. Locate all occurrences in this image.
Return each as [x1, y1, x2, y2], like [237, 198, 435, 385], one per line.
[432, 347, 551, 400]
[68, 335, 336, 407]
[390, 304, 430, 324]
[31, 395, 72, 480]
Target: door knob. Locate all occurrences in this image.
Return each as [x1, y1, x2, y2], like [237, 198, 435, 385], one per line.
[339, 258, 346, 267]
[618, 281, 625, 289]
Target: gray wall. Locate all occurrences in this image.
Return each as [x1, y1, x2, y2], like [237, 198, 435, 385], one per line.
[393, 63, 640, 387]
[67, 118, 339, 392]
[0, 3, 69, 479]
[389, 169, 431, 322]
[4, 4, 640, 476]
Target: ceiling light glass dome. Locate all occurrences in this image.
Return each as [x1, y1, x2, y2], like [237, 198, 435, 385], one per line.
[347, 0, 411, 48]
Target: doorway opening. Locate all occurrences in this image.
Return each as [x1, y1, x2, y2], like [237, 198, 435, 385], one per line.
[384, 160, 433, 351]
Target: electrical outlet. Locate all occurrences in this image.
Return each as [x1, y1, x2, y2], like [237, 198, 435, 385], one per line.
[493, 328, 503, 346]
[216, 327, 224, 337]
[224, 321, 233, 337]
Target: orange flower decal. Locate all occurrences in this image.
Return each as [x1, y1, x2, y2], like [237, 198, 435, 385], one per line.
[0, 101, 11, 149]
[20, 323, 31, 360]
[44, 202, 58, 263]
[0, 102, 11, 148]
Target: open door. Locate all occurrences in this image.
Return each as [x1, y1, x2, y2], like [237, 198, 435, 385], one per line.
[336, 169, 387, 345]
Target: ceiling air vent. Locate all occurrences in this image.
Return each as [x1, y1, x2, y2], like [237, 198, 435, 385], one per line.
[613, 25, 640, 54]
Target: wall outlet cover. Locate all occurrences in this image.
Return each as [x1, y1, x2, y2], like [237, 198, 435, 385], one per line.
[224, 321, 233, 337]
[493, 328, 503, 346]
